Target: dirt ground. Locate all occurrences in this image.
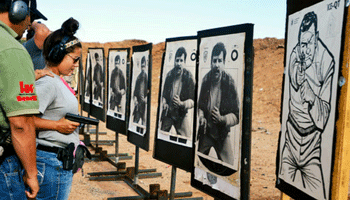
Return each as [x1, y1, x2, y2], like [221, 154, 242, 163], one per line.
[68, 38, 286, 200]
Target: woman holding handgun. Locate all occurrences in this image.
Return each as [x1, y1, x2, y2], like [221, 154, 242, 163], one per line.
[32, 17, 84, 200]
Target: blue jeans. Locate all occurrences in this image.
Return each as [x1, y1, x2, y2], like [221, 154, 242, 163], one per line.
[36, 150, 73, 200]
[0, 155, 27, 200]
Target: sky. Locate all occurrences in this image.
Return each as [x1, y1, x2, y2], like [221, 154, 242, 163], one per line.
[33, 0, 287, 44]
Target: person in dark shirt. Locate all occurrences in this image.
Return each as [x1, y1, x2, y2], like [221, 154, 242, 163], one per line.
[93, 52, 104, 101]
[132, 56, 148, 128]
[160, 47, 195, 138]
[197, 42, 239, 165]
[109, 55, 126, 113]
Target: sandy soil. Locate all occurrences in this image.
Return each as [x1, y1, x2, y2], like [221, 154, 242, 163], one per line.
[68, 38, 286, 200]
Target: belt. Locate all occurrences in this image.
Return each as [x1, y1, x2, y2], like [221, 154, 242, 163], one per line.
[287, 114, 317, 136]
[1, 145, 15, 157]
[0, 145, 16, 165]
[37, 144, 64, 154]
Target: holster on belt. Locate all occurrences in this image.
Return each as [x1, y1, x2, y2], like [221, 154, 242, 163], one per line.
[72, 142, 91, 174]
[57, 143, 75, 170]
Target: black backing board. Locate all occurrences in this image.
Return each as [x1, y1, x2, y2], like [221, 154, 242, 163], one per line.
[127, 43, 152, 151]
[190, 23, 254, 200]
[153, 36, 197, 172]
[83, 53, 92, 114]
[89, 48, 106, 122]
[275, 0, 346, 200]
[106, 48, 131, 135]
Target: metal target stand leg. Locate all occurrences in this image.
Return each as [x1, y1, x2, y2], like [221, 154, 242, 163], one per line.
[81, 117, 165, 199]
[82, 113, 93, 147]
[102, 164, 203, 199]
[87, 130, 133, 178]
[168, 167, 203, 200]
[89, 131, 132, 163]
[88, 131, 164, 180]
[89, 146, 162, 200]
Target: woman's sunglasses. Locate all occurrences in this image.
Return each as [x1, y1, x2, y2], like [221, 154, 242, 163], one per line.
[67, 54, 80, 63]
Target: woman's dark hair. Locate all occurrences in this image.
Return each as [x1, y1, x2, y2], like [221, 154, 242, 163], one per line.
[43, 17, 82, 66]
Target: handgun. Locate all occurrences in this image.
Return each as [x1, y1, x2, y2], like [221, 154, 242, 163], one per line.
[65, 113, 99, 126]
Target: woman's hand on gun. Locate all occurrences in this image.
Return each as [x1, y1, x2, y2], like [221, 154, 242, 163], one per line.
[56, 117, 80, 134]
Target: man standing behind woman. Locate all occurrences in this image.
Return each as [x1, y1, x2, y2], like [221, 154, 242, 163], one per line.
[33, 17, 82, 200]
[24, 21, 50, 70]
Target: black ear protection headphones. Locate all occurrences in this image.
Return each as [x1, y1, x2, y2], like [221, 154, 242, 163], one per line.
[8, 0, 31, 24]
[48, 36, 71, 64]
